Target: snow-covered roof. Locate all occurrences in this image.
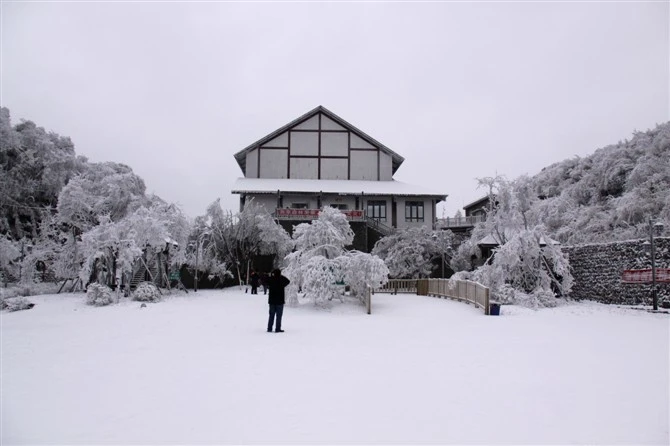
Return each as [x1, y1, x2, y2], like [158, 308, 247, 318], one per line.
[231, 178, 447, 200]
[463, 195, 493, 210]
[164, 237, 178, 246]
[478, 233, 560, 247]
[233, 106, 405, 175]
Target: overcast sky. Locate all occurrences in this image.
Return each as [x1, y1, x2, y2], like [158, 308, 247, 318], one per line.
[2, 1, 668, 219]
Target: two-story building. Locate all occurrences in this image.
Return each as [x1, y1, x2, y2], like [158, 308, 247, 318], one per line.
[231, 105, 446, 251]
[436, 195, 494, 233]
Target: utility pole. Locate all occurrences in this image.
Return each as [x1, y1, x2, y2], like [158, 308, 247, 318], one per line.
[650, 218, 657, 311]
[19, 241, 24, 283]
[194, 242, 199, 292]
[441, 251, 445, 279]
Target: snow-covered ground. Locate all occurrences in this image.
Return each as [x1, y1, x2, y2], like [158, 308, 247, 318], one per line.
[2, 289, 668, 445]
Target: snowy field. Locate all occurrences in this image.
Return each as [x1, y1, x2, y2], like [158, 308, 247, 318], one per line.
[2, 288, 668, 445]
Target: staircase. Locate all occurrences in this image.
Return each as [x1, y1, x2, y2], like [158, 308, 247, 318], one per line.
[129, 258, 159, 290]
[365, 217, 394, 237]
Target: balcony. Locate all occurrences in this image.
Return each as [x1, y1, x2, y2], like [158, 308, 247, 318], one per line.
[274, 208, 366, 221]
[436, 215, 486, 229]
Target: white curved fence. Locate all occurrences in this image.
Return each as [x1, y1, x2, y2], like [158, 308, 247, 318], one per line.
[375, 278, 491, 315]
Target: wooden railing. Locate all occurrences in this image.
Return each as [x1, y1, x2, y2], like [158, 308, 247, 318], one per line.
[374, 278, 491, 315]
[376, 279, 418, 294]
[425, 278, 490, 314]
[365, 217, 394, 236]
[274, 208, 366, 221]
[436, 215, 486, 229]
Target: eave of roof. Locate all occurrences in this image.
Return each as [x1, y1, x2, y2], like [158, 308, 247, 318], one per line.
[233, 105, 406, 175]
[231, 178, 447, 200]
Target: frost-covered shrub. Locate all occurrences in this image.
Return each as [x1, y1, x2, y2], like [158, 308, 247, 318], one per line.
[492, 285, 559, 309]
[341, 251, 389, 301]
[0, 283, 61, 299]
[133, 282, 160, 302]
[86, 283, 114, 306]
[3, 296, 36, 312]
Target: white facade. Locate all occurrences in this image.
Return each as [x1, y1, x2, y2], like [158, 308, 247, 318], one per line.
[232, 106, 446, 232]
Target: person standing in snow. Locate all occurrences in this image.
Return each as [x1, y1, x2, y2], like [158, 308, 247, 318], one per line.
[267, 269, 290, 333]
[260, 271, 269, 295]
[249, 270, 260, 295]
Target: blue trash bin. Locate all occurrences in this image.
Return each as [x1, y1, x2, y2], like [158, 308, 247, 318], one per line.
[489, 303, 501, 316]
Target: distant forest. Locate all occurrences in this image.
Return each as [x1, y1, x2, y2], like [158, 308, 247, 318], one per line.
[1, 106, 669, 246]
[529, 121, 670, 244]
[0, 107, 160, 240]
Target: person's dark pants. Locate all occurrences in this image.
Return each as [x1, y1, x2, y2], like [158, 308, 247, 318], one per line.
[268, 304, 284, 331]
[262, 285, 267, 295]
[251, 285, 258, 294]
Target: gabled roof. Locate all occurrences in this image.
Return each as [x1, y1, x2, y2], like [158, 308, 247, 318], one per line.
[463, 195, 494, 211]
[233, 105, 406, 176]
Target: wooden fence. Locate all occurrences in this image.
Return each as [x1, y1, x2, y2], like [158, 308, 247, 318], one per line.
[375, 278, 491, 315]
[376, 279, 419, 295]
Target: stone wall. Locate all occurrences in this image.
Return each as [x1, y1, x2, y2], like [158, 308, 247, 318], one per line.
[564, 237, 670, 305]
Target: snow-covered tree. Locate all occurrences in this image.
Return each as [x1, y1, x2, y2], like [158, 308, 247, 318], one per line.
[284, 207, 387, 305]
[284, 207, 352, 304]
[372, 227, 453, 278]
[198, 199, 292, 285]
[1, 108, 85, 239]
[0, 237, 21, 285]
[57, 162, 146, 232]
[452, 176, 573, 307]
[17, 215, 66, 283]
[78, 206, 175, 288]
[530, 122, 670, 243]
[341, 250, 389, 301]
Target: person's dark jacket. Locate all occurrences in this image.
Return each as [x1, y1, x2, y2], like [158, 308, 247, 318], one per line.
[267, 274, 290, 305]
[250, 272, 260, 287]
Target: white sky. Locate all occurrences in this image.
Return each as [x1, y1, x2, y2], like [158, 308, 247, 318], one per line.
[2, 2, 668, 218]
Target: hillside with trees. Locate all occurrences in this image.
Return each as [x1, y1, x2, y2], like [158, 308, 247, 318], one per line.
[0, 108, 288, 293]
[446, 121, 670, 307]
[530, 121, 670, 244]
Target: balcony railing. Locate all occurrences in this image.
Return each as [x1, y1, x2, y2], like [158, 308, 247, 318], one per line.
[365, 216, 394, 236]
[437, 215, 486, 229]
[274, 208, 366, 221]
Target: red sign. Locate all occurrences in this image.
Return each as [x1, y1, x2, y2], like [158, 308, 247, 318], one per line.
[275, 209, 364, 220]
[276, 208, 320, 218]
[622, 269, 670, 283]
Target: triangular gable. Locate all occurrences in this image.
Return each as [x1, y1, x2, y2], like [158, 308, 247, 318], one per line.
[233, 105, 405, 175]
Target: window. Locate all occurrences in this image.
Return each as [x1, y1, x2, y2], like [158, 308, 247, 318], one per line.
[329, 204, 348, 210]
[367, 200, 387, 221]
[291, 203, 308, 209]
[405, 201, 424, 222]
